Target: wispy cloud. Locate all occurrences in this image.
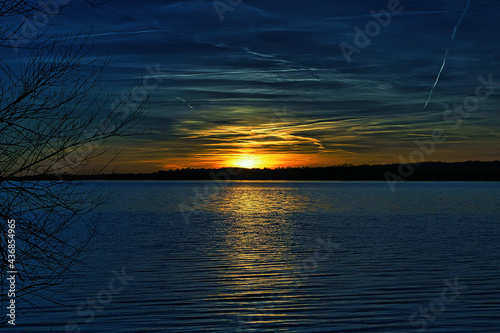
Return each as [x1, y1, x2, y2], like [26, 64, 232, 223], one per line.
[36, 0, 500, 171]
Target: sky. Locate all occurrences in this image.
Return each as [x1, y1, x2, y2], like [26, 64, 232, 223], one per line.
[30, 0, 500, 171]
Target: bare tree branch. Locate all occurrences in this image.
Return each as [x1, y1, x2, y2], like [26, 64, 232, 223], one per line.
[0, 0, 148, 321]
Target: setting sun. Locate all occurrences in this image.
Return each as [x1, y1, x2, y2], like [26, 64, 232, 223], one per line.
[232, 156, 258, 169]
[214, 153, 325, 170]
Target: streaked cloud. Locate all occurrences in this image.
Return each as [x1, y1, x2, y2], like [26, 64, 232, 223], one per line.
[18, 0, 499, 171]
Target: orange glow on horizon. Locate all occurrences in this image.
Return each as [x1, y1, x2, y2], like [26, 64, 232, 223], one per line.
[158, 152, 327, 170]
[219, 152, 331, 169]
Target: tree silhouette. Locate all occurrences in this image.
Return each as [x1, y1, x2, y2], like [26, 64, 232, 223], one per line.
[0, 0, 147, 320]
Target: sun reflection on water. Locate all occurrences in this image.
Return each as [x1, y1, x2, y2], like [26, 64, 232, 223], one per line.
[204, 184, 320, 329]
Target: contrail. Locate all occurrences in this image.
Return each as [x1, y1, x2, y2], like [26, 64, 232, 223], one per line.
[176, 96, 194, 109]
[423, 0, 471, 110]
[58, 30, 169, 40]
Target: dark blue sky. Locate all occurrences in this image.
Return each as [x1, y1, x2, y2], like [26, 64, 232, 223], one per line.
[35, 0, 500, 170]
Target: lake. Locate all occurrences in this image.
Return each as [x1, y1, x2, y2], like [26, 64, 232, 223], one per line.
[17, 181, 500, 332]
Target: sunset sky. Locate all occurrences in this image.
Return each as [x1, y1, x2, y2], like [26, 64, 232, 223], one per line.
[31, 0, 500, 171]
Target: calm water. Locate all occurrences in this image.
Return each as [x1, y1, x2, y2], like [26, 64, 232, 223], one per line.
[16, 181, 500, 332]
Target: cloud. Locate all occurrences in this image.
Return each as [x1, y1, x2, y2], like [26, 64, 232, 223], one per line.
[18, 0, 499, 171]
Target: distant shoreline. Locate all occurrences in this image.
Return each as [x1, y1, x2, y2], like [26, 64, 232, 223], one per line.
[6, 161, 500, 182]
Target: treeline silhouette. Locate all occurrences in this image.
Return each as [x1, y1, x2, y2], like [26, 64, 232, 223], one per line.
[8, 161, 500, 181]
